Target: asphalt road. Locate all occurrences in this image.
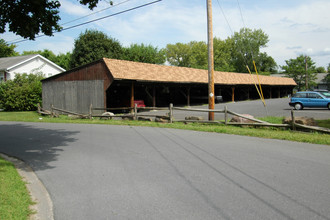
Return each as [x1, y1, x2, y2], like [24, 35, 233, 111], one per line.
[1, 121, 330, 220]
[143, 98, 330, 120]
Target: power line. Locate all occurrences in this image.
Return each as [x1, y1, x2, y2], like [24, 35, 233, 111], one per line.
[215, 0, 249, 67]
[236, 0, 255, 61]
[7, 0, 133, 44]
[61, 0, 132, 26]
[9, 0, 162, 44]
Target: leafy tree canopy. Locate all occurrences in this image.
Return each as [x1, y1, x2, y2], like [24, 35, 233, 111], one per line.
[70, 29, 123, 68]
[281, 55, 317, 91]
[165, 28, 277, 74]
[166, 43, 192, 67]
[322, 63, 330, 85]
[229, 28, 277, 74]
[0, 0, 111, 40]
[315, 66, 326, 73]
[122, 43, 166, 64]
[22, 49, 57, 62]
[0, 38, 18, 57]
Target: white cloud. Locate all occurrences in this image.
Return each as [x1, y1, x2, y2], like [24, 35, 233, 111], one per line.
[93, 0, 330, 67]
[239, 0, 330, 67]
[59, 0, 90, 16]
[4, 0, 330, 68]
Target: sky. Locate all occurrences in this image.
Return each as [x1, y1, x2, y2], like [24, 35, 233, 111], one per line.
[2, 0, 330, 69]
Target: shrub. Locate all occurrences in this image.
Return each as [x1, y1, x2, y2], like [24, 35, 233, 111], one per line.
[0, 73, 44, 111]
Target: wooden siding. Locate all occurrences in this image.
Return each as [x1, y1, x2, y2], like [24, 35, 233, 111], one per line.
[42, 80, 104, 114]
[44, 61, 109, 82]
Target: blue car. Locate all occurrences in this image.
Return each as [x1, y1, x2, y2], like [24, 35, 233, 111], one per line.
[289, 91, 330, 110]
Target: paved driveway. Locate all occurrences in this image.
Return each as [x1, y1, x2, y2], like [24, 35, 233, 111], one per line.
[1, 122, 330, 219]
[143, 98, 330, 120]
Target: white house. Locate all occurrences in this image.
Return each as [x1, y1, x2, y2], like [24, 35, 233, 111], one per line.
[0, 54, 65, 82]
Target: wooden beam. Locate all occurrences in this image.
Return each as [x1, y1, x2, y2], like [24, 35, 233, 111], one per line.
[232, 87, 235, 102]
[130, 82, 134, 108]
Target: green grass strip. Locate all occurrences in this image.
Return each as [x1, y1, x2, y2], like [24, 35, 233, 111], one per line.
[0, 111, 329, 145]
[0, 156, 34, 220]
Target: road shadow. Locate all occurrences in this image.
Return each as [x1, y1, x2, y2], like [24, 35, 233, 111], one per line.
[0, 123, 79, 171]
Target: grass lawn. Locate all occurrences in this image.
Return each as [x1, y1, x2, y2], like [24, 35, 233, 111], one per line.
[0, 111, 329, 145]
[0, 155, 35, 220]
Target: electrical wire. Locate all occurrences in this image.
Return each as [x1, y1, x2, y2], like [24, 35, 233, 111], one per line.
[61, 0, 132, 26]
[9, 0, 162, 44]
[215, 0, 249, 68]
[7, 0, 133, 44]
[216, 0, 266, 107]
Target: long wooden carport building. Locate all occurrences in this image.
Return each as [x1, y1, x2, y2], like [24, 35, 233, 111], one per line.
[42, 58, 296, 113]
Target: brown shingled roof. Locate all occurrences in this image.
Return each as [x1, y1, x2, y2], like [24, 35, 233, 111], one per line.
[103, 58, 296, 86]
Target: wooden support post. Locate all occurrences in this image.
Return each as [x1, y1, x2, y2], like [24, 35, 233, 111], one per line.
[134, 103, 137, 120]
[153, 85, 156, 107]
[130, 82, 134, 113]
[291, 110, 296, 131]
[37, 103, 41, 113]
[278, 88, 281, 98]
[232, 87, 235, 102]
[169, 103, 173, 123]
[224, 105, 228, 125]
[89, 104, 93, 120]
[269, 87, 272, 99]
[51, 104, 54, 117]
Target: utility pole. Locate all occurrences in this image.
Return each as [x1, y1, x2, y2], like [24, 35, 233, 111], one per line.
[207, 0, 215, 121]
[305, 55, 308, 90]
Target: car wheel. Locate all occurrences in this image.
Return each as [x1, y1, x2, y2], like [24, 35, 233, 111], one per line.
[294, 103, 303, 110]
[328, 103, 330, 110]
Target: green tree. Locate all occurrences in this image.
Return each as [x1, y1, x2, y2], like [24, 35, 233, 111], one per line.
[165, 41, 208, 69]
[0, 0, 112, 39]
[70, 29, 123, 68]
[165, 28, 276, 73]
[0, 73, 44, 111]
[229, 28, 277, 74]
[56, 52, 72, 70]
[281, 55, 317, 91]
[315, 66, 326, 73]
[189, 41, 208, 69]
[22, 49, 57, 63]
[214, 37, 235, 72]
[0, 39, 18, 57]
[122, 43, 166, 64]
[165, 43, 192, 67]
[322, 63, 330, 86]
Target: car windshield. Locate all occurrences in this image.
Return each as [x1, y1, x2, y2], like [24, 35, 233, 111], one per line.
[293, 93, 307, 98]
[319, 91, 330, 98]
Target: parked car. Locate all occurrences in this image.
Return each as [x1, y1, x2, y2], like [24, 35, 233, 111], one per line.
[289, 91, 330, 110]
[134, 100, 146, 108]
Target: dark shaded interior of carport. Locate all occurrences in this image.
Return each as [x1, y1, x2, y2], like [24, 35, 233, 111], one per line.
[106, 80, 292, 108]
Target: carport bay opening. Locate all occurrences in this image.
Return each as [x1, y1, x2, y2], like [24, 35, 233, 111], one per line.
[106, 80, 293, 109]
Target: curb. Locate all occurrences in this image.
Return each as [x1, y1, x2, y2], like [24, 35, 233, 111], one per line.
[0, 153, 54, 220]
